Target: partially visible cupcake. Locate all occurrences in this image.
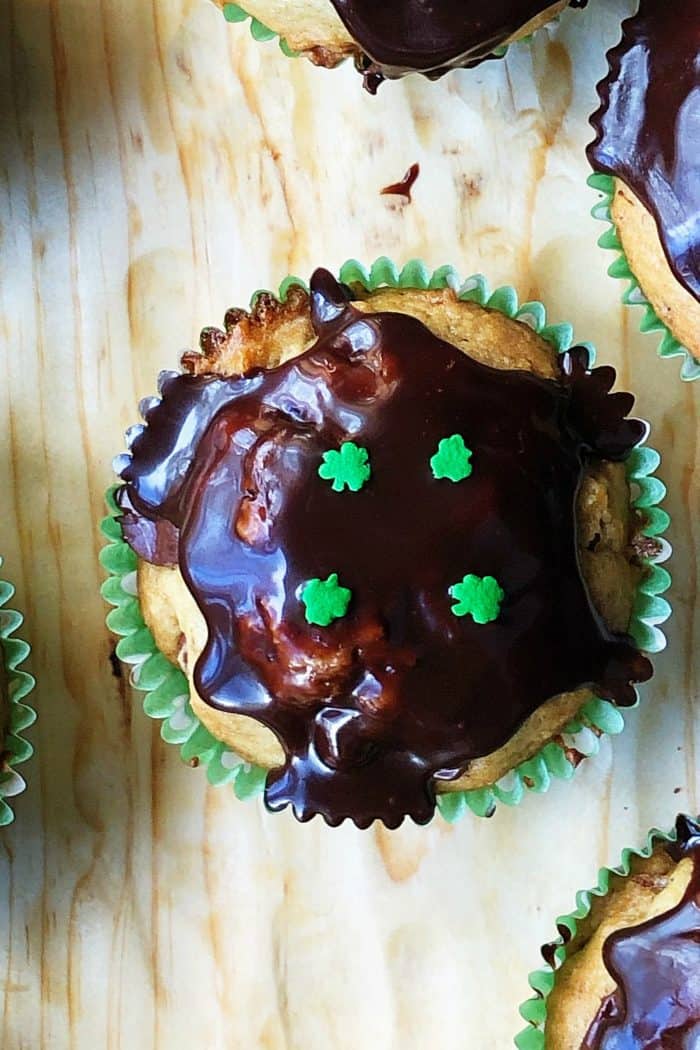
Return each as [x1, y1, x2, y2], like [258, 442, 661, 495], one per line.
[104, 260, 669, 828]
[518, 814, 700, 1049]
[0, 558, 36, 825]
[219, 0, 588, 91]
[588, 0, 700, 379]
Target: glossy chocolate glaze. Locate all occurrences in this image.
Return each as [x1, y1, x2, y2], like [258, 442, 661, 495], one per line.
[583, 816, 700, 1050]
[381, 162, 420, 202]
[118, 270, 650, 827]
[328, 0, 587, 91]
[588, 0, 700, 303]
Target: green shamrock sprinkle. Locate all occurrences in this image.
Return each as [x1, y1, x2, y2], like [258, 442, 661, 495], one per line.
[449, 574, 504, 624]
[318, 441, 371, 492]
[301, 573, 352, 626]
[430, 434, 473, 482]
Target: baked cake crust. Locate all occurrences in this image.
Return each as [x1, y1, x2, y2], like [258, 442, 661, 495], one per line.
[612, 178, 700, 357]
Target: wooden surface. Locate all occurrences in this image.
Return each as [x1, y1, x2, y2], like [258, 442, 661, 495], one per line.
[0, 1, 697, 1047]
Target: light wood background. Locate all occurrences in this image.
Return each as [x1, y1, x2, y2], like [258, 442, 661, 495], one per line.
[0, 0, 697, 1046]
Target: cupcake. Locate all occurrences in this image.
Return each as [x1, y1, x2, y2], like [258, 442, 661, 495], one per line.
[518, 814, 700, 1049]
[104, 259, 669, 828]
[219, 0, 588, 91]
[0, 558, 36, 825]
[588, 0, 700, 379]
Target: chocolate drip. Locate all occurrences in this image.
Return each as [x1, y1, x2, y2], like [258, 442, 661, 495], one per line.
[588, 0, 700, 303]
[327, 0, 587, 91]
[119, 270, 650, 827]
[381, 163, 420, 202]
[583, 816, 700, 1050]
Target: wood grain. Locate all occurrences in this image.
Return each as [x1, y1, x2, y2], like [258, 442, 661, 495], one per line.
[0, 1, 697, 1047]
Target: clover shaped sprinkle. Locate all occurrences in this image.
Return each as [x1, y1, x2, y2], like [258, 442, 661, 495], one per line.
[449, 574, 504, 625]
[301, 573, 352, 626]
[430, 434, 473, 483]
[318, 442, 371, 492]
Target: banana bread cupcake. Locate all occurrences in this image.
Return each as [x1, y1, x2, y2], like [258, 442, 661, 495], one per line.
[219, 0, 588, 91]
[588, 0, 700, 379]
[517, 814, 700, 1049]
[103, 259, 670, 828]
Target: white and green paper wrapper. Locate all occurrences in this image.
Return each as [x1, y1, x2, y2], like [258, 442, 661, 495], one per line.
[0, 557, 36, 826]
[589, 173, 700, 383]
[222, 3, 298, 56]
[101, 257, 672, 822]
[514, 818, 695, 1049]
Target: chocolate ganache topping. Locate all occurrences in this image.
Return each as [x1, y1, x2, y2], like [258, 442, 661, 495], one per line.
[588, 0, 700, 303]
[118, 270, 650, 827]
[328, 0, 587, 91]
[582, 815, 700, 1050]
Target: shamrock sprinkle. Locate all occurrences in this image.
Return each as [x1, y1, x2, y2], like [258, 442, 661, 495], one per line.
[318, 441, 371, 492]
[301, 573, 352, 626]
[449, 574, 504, 624]
[430, 434, 473, 482]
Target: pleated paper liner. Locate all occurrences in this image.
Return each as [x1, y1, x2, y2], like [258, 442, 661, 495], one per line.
[101, 257, 672, 823]
[589, 173, 700, 382]
[514, 816, 698, 1049]
[222, 3, 298, 56]
[0, 557, 37, 826]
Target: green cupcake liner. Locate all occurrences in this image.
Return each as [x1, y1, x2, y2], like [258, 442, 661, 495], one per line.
[0, 557, 37, 826]
[514, 817, 696, 1049]
[101, 257, 672, 822]
[222, 4, 298, 57]
[588, 173, 700, 382]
